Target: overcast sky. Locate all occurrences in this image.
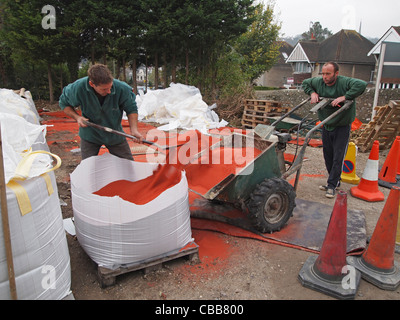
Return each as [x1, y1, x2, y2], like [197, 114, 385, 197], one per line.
[263, 0, 400, 39]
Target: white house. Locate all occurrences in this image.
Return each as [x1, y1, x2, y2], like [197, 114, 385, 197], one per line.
[367, 26, 400, 89]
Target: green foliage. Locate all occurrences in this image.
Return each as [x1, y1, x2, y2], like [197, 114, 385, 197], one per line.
[233, 3, 281, 82]
[301, 22, 332, 42]
[0, 0, 282, 107]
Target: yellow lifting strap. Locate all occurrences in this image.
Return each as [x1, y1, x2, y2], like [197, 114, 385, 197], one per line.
[6, 150, 61, 216]
[13, 149, 61, 180]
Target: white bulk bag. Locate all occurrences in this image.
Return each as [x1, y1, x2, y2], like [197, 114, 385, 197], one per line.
[0, 89, 41, 125]
[0, 171, 72, 300]
[0, 95, 71, 300]
[0, 113, 56, 185]
[70, 153, 193, 270]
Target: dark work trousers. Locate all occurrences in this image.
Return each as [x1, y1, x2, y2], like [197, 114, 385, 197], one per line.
[80, 138, 134, 161]
[322, 125, 351, 189]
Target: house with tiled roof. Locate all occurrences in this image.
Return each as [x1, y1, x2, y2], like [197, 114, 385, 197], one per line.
[284, 39, 319, 86]
[285, 30, 375, 87]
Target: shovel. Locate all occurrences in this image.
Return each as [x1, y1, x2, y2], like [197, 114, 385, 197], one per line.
[83, 121, 168, 151]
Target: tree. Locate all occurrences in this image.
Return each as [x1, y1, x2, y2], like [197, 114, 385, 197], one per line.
[233, 3, 281, 82]
[301, 22, 332, 42]
[181, 0, 255, 96]
[0, 0, 259, 103]
[1, 0, 70, 103]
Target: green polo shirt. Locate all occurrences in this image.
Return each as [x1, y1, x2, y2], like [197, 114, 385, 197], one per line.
[302, 75, 367, 131]
[59, 77, 137, 145]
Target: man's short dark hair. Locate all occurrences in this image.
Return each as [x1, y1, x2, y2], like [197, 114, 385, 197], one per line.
[88, 64, 113, 86]
[324, 61, 339, 73]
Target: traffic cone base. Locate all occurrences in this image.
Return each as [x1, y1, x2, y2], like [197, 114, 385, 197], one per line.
[378, 176, 400, 189]
[350, 182, 385, 202]
[298, 255, 361, 299]
[347, 256, 400, 290]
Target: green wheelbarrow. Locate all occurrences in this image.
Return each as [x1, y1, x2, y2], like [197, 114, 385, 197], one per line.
[188, 98, 353, 234]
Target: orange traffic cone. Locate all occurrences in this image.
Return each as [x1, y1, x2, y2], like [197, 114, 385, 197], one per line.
[350, 140, 384, 202]
[298, 191, 361, 299]
[378, 136, 400, 189]
[398, 138, 400, 177]
[347, 186, 400, 290]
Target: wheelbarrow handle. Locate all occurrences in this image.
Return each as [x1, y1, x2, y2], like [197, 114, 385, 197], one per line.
[271, 97, 311, 127]
[282, 100, 353, 183]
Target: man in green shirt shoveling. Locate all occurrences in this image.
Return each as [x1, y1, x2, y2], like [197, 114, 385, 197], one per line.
[302, 61, 367, 198]
[59, 64, 143, 160]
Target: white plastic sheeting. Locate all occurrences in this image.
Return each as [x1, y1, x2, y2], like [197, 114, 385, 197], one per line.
[70, 153, 193, 270]
[136, 83, 228, 132]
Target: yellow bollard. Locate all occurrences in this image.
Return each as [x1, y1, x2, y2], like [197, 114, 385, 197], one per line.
[341, 142, 360, 185]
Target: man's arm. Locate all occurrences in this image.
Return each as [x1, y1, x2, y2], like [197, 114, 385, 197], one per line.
[63, 106, 89, 127]
[331, 78, 367, 107]
[302, 78, 320, 103]
[344, 78, 368, 100]
[126, 112, 143, 141]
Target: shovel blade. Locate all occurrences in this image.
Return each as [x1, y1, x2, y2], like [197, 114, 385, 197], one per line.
[254, 124, 275, 140]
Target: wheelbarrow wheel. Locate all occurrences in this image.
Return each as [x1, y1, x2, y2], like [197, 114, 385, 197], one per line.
[248, 178, 296, 233]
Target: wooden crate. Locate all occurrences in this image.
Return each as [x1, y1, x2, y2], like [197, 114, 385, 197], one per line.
[241, 99, 290, 129]
[354, 100, 400, 152]
[96, 241, 199, 288]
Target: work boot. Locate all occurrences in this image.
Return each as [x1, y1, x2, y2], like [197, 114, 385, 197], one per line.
[319, 185, 329, 191]
[325, 188, 335, 198]
[319, 182, 341, 191]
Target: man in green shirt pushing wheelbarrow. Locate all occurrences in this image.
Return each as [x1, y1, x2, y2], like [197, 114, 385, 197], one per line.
[302, 61, 367, 198]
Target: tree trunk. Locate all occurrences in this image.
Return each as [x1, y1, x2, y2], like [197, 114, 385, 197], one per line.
[0, 47, 8, 87]
[132, 59, 137, 94]
[115, 59, 121, 79]
[163, 51, 167, 88]
[197, 48, 202, 91]
[155, 53, 159, 89]
[90, 32, 95, 65]
[145, 55, 148, 91]
[171, 49, 176, 83]
[185, 49, 189, 85]
[122, 58, 127, 82]
[67, 60, 79, 82]
[60, 68, 63, 94]
[47, 63, 54, 104]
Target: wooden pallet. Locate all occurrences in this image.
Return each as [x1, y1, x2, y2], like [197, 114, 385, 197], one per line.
[96, 241, 199, 288]
[241, 99, 290, 129]
[354, 100, 400, 152]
